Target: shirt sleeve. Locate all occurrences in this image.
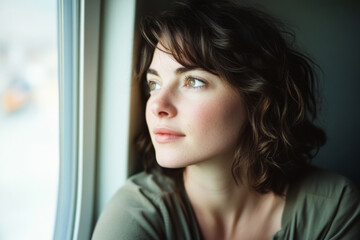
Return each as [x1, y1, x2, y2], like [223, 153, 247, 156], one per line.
[323, 181, 360, 239]
[91, 185, 165, 240]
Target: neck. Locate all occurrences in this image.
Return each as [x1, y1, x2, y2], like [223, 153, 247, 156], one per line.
[182, 158, 286, 240]
[183, 160, 253, 217]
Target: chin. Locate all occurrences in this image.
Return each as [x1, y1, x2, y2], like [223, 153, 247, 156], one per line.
[155, 153, 189, 169]
[156, 159, 185, 169]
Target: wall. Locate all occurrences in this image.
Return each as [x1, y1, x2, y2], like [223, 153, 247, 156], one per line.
[240, 0, 360, 184]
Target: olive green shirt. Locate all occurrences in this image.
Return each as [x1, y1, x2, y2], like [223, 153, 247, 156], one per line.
[92, 167, 360, 239]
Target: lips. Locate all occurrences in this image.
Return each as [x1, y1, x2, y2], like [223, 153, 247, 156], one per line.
[153, 127, 185, 143]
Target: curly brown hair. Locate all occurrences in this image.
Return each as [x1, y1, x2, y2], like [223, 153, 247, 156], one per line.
[134, 0, 326, 195]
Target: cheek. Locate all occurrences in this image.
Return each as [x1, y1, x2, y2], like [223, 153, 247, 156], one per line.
[186, 96, 245, 139]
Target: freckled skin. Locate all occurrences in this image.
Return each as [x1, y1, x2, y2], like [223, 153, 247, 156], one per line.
[146, 45, 247, 168]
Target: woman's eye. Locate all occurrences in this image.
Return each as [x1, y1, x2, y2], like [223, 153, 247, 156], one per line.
[184, 77, 206, 88]
[148, 81, 161, 91]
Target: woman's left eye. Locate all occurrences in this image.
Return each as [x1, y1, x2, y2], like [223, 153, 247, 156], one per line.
[184, 77, 206, 88]
[147, 81, 161, 91]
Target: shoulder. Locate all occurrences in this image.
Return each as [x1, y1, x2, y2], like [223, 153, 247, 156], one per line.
[293, 166, 358, 198]
[279, 166, 360, 239]
[109, 171, 178, 205]
[92, 171, 176, 240]
[92, 171, 200, 240]
[126, 170, 178, 196]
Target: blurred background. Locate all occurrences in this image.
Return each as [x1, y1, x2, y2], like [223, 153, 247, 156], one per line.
[0, 0, 58, 239]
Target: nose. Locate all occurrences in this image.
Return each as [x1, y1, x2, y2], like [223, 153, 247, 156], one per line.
[149, 89, 177, 118]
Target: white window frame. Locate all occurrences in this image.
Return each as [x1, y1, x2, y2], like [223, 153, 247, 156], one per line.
[55, 0, 101, 239]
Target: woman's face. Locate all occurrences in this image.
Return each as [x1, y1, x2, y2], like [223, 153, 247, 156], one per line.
[145, 44, 247, 168]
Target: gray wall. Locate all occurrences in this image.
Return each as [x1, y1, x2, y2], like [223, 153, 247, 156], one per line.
[240, 0, 360, 184]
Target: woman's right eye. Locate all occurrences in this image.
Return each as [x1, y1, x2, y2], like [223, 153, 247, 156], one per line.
[147, 81, 161, 91]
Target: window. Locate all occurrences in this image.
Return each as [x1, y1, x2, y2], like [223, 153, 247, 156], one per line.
[0, 0, 136, 239]
[0, 0, 58, 239]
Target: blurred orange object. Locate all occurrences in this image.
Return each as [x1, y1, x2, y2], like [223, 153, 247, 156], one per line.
[1, 89, 29, 113]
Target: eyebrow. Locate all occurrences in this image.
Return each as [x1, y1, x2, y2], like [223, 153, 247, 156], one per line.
[146, 67, 199, 76]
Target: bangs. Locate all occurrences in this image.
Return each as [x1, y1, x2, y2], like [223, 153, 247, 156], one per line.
[140, 13, 220, 75]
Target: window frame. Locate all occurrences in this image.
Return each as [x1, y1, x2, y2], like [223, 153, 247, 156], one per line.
[54, 0, 101, 239]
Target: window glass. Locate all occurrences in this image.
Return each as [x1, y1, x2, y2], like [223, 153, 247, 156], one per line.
[0, 0, 58, 239]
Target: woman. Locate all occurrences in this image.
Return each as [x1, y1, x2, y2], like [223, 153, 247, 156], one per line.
[92, 0, 360, 239]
